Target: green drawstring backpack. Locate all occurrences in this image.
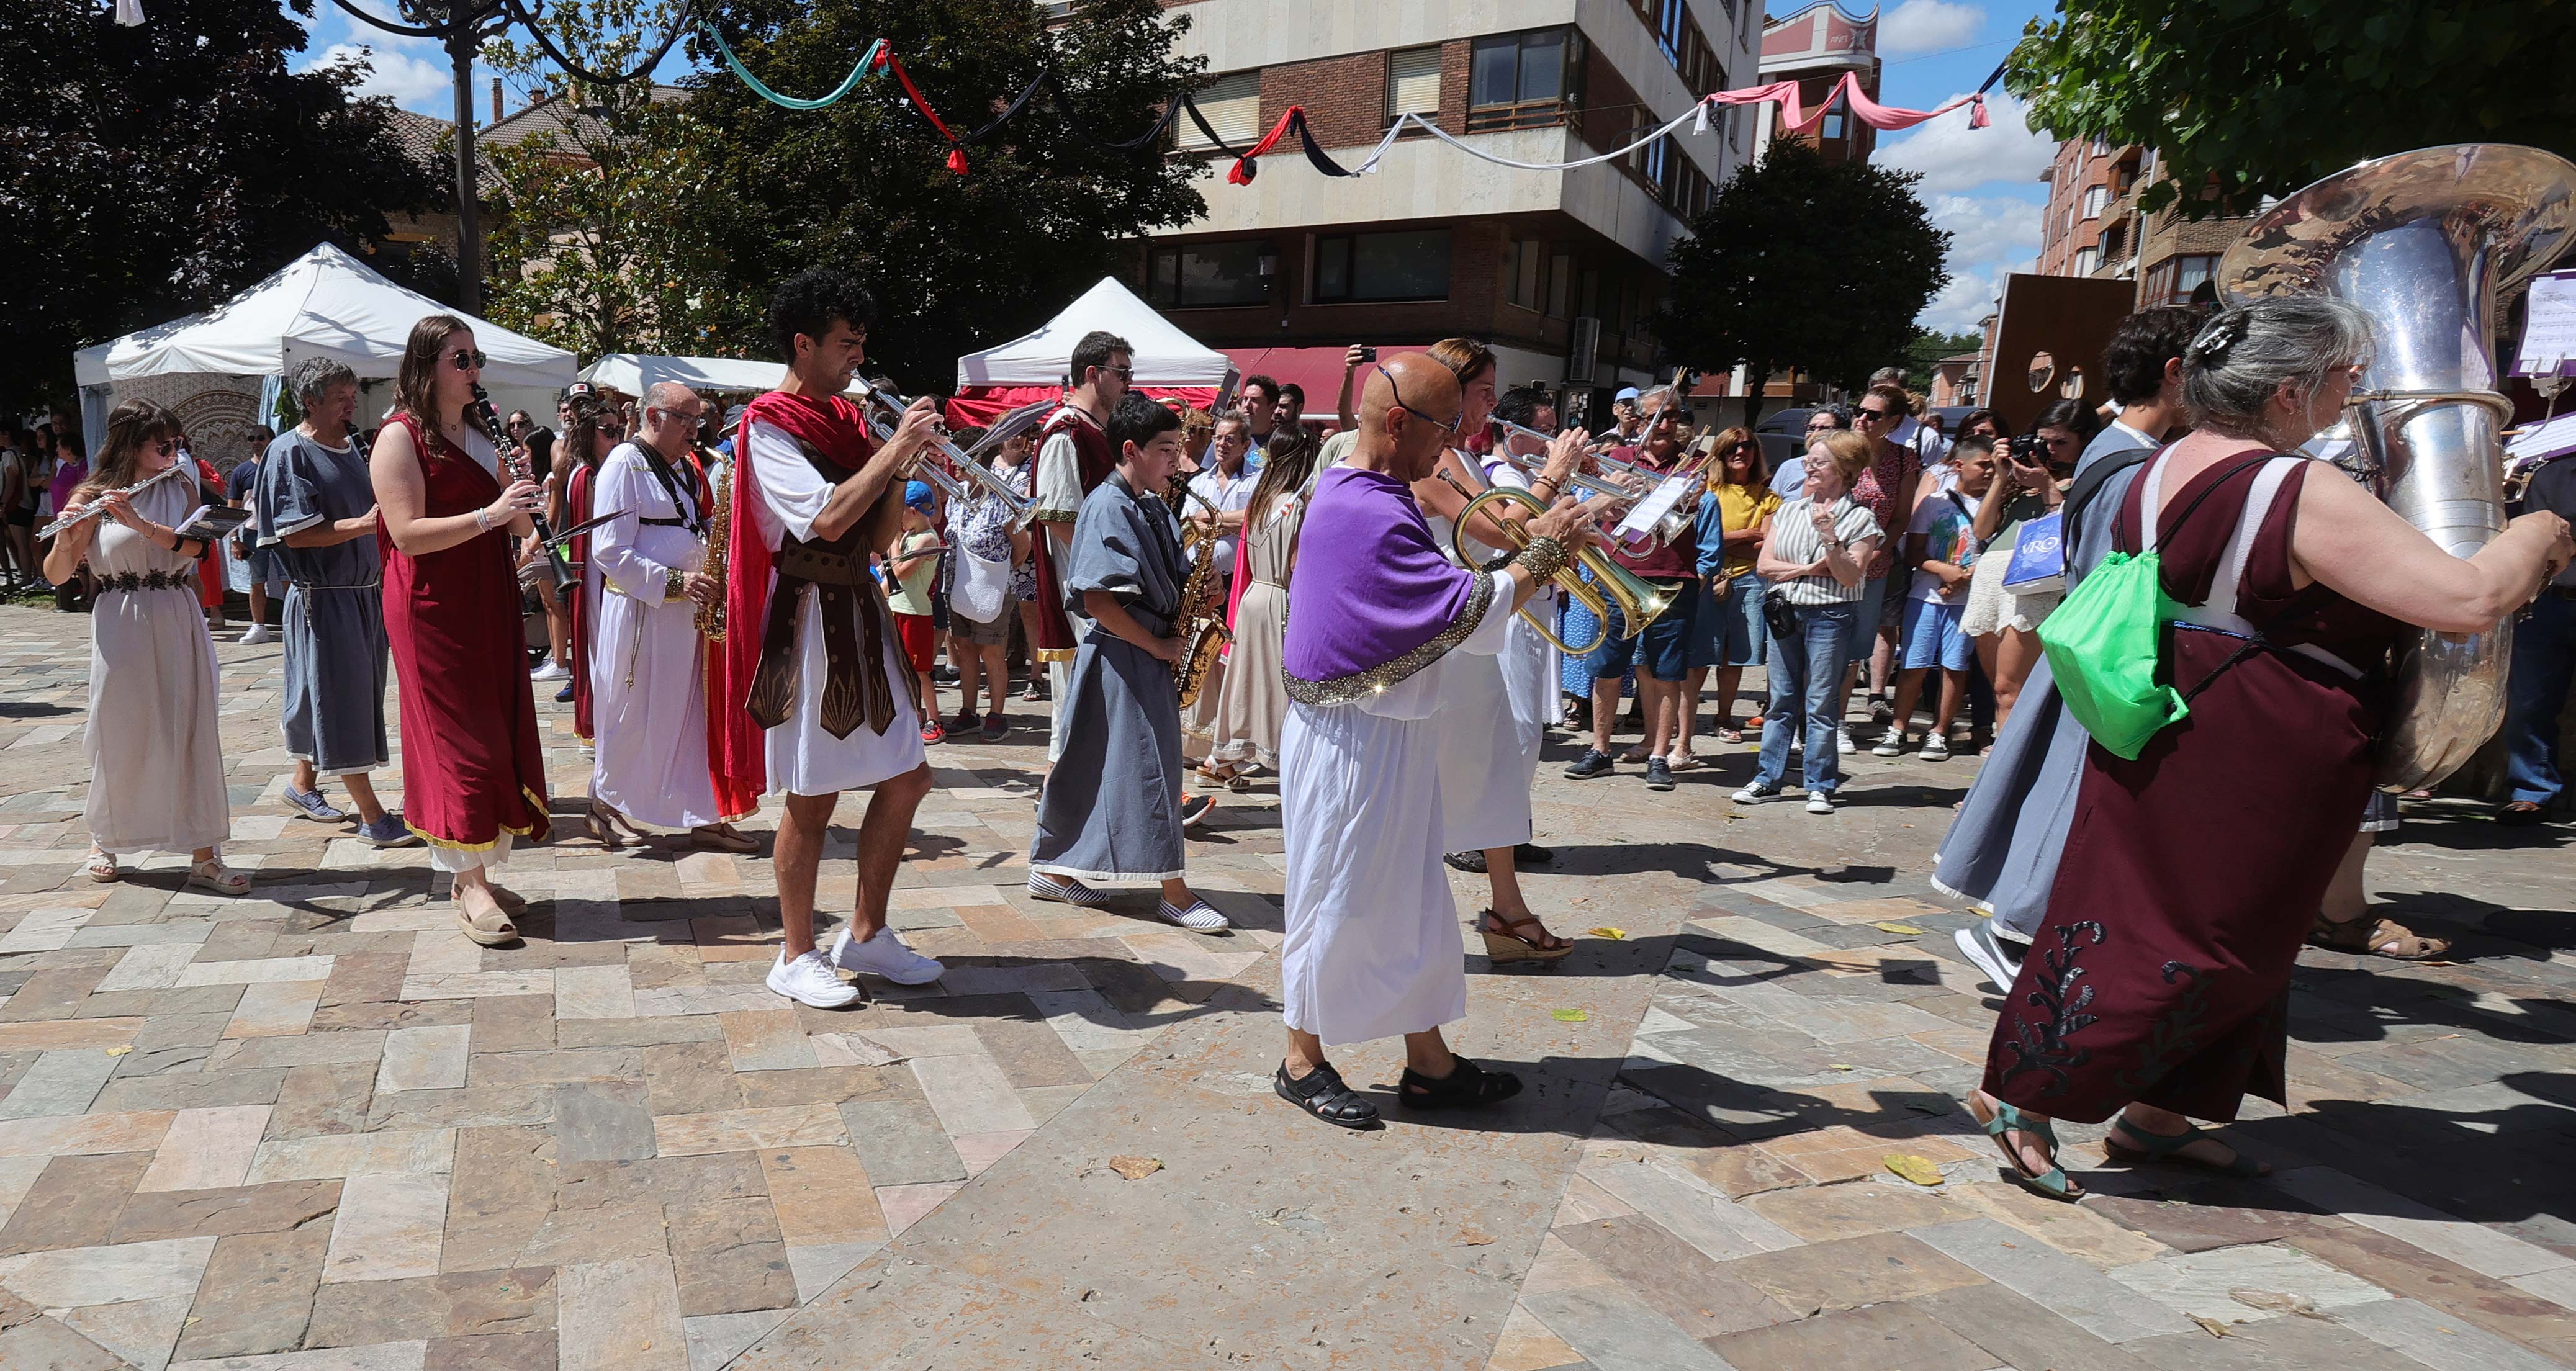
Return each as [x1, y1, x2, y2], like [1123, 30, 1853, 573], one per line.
[2038, 451, 2275, 760]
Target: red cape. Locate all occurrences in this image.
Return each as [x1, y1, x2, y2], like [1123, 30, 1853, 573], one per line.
[565, 462, 596, 741]
[706, 390, 875, 819]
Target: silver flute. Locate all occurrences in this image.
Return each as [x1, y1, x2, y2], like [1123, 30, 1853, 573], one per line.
[35, 459, 191, 539]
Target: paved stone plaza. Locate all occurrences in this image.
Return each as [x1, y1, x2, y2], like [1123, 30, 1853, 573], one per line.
[0, 600, 2572, 1371]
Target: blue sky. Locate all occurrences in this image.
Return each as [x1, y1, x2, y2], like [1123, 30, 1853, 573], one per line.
[1868, 0, 2063, 333]
[295, 0, 2059, 335]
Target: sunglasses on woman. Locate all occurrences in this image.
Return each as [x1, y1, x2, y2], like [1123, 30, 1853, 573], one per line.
[448, 349, 488, 372]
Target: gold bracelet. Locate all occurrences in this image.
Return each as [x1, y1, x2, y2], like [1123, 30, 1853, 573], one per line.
[1516, 535, 1570, 582]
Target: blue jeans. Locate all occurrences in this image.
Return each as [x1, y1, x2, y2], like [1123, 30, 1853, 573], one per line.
[2505, 592, 2576, 804]
[1755, 600, 1855, 794]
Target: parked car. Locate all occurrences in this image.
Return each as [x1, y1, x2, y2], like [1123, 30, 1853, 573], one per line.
[1752, 407, 1817, 474]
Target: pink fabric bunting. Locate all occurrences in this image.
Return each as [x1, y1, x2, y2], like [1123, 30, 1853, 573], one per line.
[1705, 71, 1986, 135]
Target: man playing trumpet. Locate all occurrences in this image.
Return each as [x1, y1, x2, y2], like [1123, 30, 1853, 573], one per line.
[583, 380, 753, 853]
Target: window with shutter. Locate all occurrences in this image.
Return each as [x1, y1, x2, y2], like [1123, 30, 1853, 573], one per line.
[1178, 70, 1261, 151]
[1386, 47, 1441, 127]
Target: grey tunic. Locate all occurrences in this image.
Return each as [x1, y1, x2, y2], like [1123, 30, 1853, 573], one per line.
[256, 431, 388, 775]
[1932, 451, 2145, 936]
[1030, 472, 1190, 884]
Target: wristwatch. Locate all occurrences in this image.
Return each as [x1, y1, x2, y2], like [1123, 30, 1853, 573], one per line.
[665, 567, 688, 602]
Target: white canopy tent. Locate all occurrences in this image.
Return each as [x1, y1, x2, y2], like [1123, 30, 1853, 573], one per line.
[579, 353, 861, 398]
[955, 276, 1232, 389]
[72, 243, 577, 457]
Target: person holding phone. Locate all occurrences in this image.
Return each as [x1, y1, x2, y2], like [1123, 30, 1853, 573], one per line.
[1959, 399, 2097, 729]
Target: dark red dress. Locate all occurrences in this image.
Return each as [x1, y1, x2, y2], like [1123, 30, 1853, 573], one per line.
[380, 413, 552, 853]
[1983, 454, 2399, 1123]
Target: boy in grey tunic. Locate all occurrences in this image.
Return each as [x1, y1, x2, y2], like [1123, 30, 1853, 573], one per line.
[1026, 396, 1227, 932]
[256, 359, 416, 847]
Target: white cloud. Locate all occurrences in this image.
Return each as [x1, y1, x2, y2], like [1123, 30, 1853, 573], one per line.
[1878, 0, 1984, 58]
[1876, 89, 2056, 194]
[303, 40, 453, 113]
[1915, 192, 2043, 333]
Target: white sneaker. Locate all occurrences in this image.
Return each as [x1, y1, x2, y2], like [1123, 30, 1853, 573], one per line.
[831, 925, 945, 986]
[1805, 793, 1836, 815]
[1158, 898, 1230, 933]
[766, 948, 862, 1007]
[1921, 734, 1952, 761]
[529, 657, 570, 681]
[1871, 733, 1905, 757]
[1835, 726, 1857, 755]
[239, 623, 274, 645]
[1730, 783, 1782, 804]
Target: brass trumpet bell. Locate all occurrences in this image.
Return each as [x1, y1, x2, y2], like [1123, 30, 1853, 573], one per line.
[1450, 483, 1675, 657]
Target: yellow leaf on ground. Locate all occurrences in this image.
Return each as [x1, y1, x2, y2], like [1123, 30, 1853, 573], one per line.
[1870, 922, 1929, 935]
[1108, 1156, 1161, 1180]
[1587, 927, 1628, 940]
[103, 1046, 133, 1056]
[2191, 1316, 2231, 1338]
[1452, 1226, 1495, 1246]
[1884, 1154, 1945, 1187]
[1550, 1009, 1589, 1023]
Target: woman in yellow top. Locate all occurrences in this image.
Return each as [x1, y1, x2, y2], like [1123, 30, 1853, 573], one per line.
[1685, 429, 1782, 745]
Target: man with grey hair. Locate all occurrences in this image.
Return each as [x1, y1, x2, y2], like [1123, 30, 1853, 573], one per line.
[256, 357, 414, 846]
[582, 380, 749, 851]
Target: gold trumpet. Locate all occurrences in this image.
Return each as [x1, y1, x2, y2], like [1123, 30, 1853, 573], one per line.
[1439, 452, 1674, 657]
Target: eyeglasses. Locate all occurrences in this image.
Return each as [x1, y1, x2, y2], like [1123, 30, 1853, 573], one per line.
[1855, 408, 1894, 423]
[1734, 442, 1760, 454]
[648, 407, 703, 427]
[1103, 365, 1134, 379]
[1804, 421, 1836, 433]
[146, 439, 174, 456]
[448, 349, 487, 372]
[1372, 364, 1462, 439]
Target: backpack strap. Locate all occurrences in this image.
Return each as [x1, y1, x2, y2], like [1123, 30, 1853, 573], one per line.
[2063, 446, 2156, 561]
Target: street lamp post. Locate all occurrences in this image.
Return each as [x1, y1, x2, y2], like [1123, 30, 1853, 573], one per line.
[448, 7, 484, 312]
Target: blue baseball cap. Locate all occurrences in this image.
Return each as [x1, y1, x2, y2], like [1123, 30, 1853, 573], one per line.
[904, 480, 935, 511]
[1614, 385, 1641, 402]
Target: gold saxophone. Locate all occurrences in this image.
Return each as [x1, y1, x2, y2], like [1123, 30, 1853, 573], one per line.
[695, 447, 729, 641]
[1166, 476, 1231, 709]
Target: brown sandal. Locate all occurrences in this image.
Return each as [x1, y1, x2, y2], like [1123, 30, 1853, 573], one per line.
[1477, 910, 1574, 964]
[2308, 912, 2451, 961]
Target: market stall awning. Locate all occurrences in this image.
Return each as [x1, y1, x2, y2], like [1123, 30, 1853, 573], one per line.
[73, 243, 576, 390]
[579, 353, 862, 398]
[957, 277, 1232, 389]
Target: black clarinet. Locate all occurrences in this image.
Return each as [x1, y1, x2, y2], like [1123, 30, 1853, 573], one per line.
[471, 382, 578, 590]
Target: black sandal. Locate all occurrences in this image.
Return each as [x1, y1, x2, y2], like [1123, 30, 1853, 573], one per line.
[1397, 1057, 1523, 1110]
[1276, 1061, 1381, 1130]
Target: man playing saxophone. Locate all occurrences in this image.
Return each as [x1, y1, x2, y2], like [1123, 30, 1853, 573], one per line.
[581, 381, 754, 853]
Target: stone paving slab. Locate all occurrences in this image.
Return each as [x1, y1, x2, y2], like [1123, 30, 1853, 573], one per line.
[3, 602, 2575, 1369]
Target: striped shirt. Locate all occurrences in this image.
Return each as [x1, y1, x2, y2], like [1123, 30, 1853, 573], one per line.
[1763, 496, 1883, 606]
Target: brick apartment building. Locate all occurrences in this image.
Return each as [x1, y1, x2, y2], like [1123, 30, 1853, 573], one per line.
[1750, 1, 1880, 166]
[1138, 0, 1759, 416]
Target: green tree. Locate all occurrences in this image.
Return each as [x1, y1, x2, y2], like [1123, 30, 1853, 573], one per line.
[1904, 328, 1983, 394]
[480, 0, 730, 357]
[2005, 1, 2576, 218]
[1651, 142, 1950, 428]
[0, 0, 441, 410]
[676, 0, 1208, 392]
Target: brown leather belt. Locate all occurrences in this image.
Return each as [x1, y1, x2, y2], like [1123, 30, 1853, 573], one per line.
[745, 538, 912, 739]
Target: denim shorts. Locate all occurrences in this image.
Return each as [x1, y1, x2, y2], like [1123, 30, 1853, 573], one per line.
[1588, 579, 1696, 682]
[1898, 594, 1973, 672]
[1687, 571, 1768, 669]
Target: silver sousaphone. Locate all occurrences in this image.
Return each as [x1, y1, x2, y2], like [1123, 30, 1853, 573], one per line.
[2220, 144, 2576, 792]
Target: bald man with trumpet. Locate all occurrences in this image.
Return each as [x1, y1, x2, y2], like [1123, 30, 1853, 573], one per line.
[1272, 354, 1603, 1131]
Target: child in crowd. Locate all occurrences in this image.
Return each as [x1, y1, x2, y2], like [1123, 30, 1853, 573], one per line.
[888, 480, 945, 744]
[1877, 436, 1997, 759]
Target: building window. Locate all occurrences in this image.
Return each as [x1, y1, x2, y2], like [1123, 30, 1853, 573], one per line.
[1819, 97, 1845, 142]
[1176, 70, 1260, 151]
[2073, 246, 2097, 277]
[1145, 241, 1269, 309]
[2082, 185, 2108, 219]
[1386, 46, 1441, 127]
[1469, 28, 1583, 132]
[1314, 229, 1451, 303]
[2141, 253, 2218, 306]
[1505, 236, 1546, 311]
